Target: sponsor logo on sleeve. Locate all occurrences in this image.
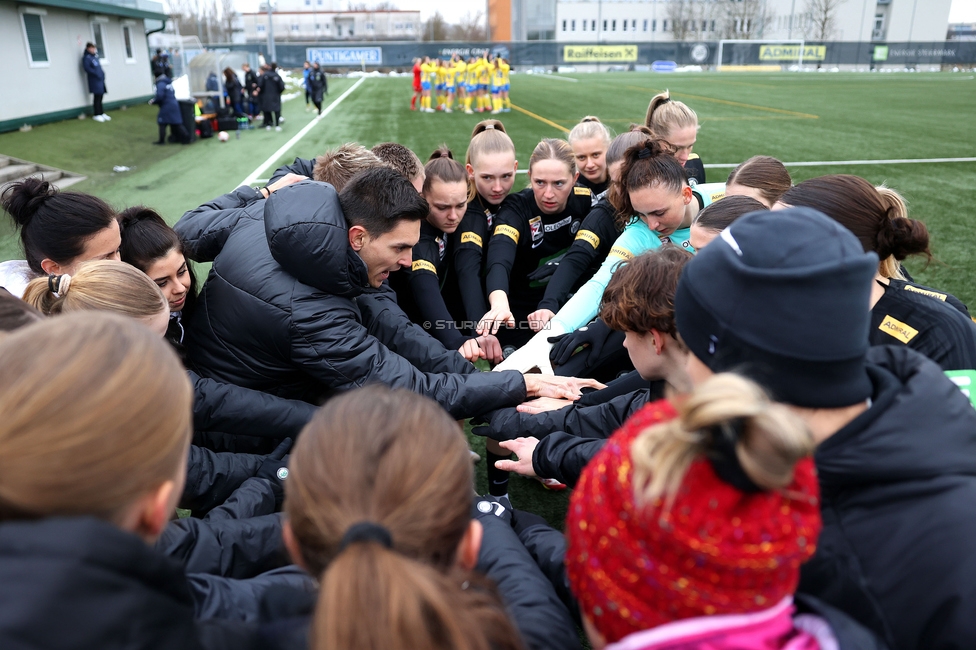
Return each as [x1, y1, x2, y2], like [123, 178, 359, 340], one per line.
[411, 259, 438, 275]
[494, 224, 520, 243]
[878, 315, 919, 344]
[609, 245, 634, 261]
[461, 231, 483, 247]
[903, 285, 947, 301]
[575, 229, 601, 249]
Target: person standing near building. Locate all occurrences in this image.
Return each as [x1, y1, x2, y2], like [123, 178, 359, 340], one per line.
[258, 63, 285, 131]
[82, 43, 109, 123]
[242, 63, 259, 118]
[150, 69, 188, 145]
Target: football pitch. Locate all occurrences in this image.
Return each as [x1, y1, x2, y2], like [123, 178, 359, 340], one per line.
[2, 70, 974, 521]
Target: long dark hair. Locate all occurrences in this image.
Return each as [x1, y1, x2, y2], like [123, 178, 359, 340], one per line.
[118, 206, 198, 320]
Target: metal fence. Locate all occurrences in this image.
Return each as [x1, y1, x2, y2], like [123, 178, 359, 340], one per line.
[215, 40, 976, 70]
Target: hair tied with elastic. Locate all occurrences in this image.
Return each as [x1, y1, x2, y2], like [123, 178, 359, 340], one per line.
[485, 124, 495, 130]
[704, 419, 763, 493]
[47, 274, 71, 298]
[637, 147, 653, 160]
[339, 521, 393, 551]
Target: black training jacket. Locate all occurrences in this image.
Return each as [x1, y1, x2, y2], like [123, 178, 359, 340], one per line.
[485, 187, 593, 317]
[886, 277, 971, 318]
[0, 517, 252, 649]
[869, 280, 976, 371]
[268, 157, 315, 185]
[800, 345, 976, 650]
[180, 445, 264, 513]
[452, 193, 499, 323]
[175, 181, 525, 419]
[536, 200, 621, 314]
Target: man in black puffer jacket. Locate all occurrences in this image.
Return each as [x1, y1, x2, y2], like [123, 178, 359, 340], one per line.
[673, 207, 976, 650]
[176, 169, 588, 419]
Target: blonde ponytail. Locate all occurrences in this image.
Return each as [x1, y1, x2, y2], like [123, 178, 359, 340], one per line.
[632, 373, 814, 505]
[22, 260, 166, 319]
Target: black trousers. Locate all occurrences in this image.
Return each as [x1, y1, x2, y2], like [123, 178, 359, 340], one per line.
[158, 123, 189, 144]
[262, 111, 281, 126]
[93, 94, 103, 115]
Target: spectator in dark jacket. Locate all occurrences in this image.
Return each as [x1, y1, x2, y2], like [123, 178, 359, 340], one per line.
[307, 63, 326, 114]
[673, 207, 976, 650]
[82, 42, 109, 122]
[175, 168, 595, 420]
[0, 312, 248, 649]
[258, 64, 285, 130]
[223, 67, 244, 117]
[150, 72, 188, 145]
[242, 62, 259, 117]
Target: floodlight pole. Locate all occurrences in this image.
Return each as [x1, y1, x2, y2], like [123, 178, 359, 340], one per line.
[788, 0, 796, 39]
[266, 1, 276, 63]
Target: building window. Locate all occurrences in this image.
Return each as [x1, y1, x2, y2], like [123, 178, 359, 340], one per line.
[632, 19, 636, 30]
[366, 21, 374, 30]
[611, 19, 616, 31]
[643, 19, 647, 31]
[562, 19, 566, 31]
[652, 19, 657, 31]
[602, 19, 607, 31]
[571, 19, 575, 31]
[315, 23, 320, 29]
[257, 23, 265, 32]
[122, 25, 135, 62]
[582, 20, 586, 31]
[21, 11, 49, 66]
[91, 22, 107, 62]
[405, 23, 413, 29]
[622, 19, 626, 31]
[591, 20, 596, 31]
[662, 19, 668, 32]
[711, 20, 716, 31]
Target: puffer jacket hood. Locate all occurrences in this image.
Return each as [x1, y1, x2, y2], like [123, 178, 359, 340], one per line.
[814, 344, 976, 494]
[264, 180, 369, 297]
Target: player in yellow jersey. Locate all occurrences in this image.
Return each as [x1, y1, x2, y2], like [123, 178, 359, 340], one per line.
[499, 58, 511, 112]
[453, 55, 467, 113]
[490, 58, 505, 114]
[443, 55, 457, 113]
[435, 59, 447, 111]
[464, 56, 479, 114]
[419, 57, 435, 112]
[477, 54, 491, 112]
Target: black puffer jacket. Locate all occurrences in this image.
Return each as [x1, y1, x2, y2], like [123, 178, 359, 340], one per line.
[800, 345, 976, 650]
[176, 181, 525, 418]
[0, 517, 252, 649]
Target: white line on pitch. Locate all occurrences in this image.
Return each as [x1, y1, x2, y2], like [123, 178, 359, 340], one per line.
[704, 157, 976, 169]
[529, 74, 579, 82]
[240, 77, 366, 187]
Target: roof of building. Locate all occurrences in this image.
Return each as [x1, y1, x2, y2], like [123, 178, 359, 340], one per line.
[6, 0, 167, 21]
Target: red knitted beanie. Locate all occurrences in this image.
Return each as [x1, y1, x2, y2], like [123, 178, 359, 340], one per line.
[566, 399, 821, 644]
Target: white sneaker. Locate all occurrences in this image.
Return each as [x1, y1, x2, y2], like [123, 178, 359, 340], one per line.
[445, 108, 453, 113]
[265, 125, 271, 131]
[101, 114, 111, 121]
[275, 126, 282, 132]
[92, 114, 106, 122]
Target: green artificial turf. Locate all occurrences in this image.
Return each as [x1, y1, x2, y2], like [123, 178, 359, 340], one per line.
[2, 70, 975, 528]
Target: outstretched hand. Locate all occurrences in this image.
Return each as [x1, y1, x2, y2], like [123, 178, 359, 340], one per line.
[495, 437, 540, 477]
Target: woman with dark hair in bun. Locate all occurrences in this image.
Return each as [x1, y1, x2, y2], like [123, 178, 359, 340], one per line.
[780, 174, 976, 371]
[0, 178, 120, 298]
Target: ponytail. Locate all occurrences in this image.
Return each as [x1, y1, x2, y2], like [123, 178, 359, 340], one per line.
[22, 260, 166, 319]
[465, 120, 516, 202]
[644, 90, 698, 140]
[632, 373, 814, 506]
[568, 116, 611, 145]
[424, 146, 467, 194]
[608, 138, 687, 229]
[313, 545, 522, 650]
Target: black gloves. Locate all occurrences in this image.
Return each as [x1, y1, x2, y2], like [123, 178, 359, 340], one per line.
[255, 438, 292, 483]
[526, 253, 566, 284]
[548, 319, 614, 367]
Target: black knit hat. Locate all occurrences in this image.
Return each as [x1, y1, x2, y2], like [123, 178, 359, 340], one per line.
[675, 207, 878, 408]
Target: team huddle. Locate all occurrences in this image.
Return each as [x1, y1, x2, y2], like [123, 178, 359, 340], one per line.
[412, 52, 511, 114]
[1, 81, 976, 650]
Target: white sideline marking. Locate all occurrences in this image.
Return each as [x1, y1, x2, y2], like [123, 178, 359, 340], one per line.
[240, 77, 366, 187]
[535, 74, 579, 82]
[703, 157, 976, 169]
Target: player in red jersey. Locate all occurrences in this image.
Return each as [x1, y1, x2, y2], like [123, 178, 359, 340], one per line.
[410, 57, 422, 110]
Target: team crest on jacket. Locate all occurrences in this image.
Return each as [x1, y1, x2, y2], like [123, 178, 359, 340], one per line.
[436, 236, 446, 260]
[529, 216, 543, 245]
[484, 207, 494, 229]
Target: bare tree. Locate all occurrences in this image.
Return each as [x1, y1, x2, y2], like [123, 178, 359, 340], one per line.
[422, 10, 449, 41]
[667, 0, 717, 41]
[448, 10, 488, 41]
[804, 0, 845, 40]
[721, 0, 775, 39]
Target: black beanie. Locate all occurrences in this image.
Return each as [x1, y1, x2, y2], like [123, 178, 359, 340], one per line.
[675, 207, 878, 408]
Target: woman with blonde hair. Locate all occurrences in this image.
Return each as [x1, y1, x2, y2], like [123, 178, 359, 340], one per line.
[454, 119, 518, 331]
[0, 311, 243, 646]
[568, 116, 612, 198]
[644, 90, 706, 184]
